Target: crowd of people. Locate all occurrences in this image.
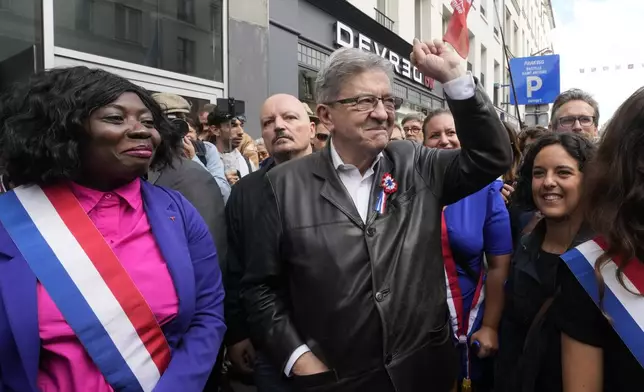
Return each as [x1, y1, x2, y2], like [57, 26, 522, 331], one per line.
[0, 35, 642, 392]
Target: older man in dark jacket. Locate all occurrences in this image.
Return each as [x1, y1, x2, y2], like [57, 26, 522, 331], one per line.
[241, 40, 512, 392]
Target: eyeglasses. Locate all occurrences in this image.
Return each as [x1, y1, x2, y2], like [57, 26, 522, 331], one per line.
[558, 115, 595, 128]
[315, 133, 330, 142]
[325, 95, 403, 112]
[403, 126, 422, 134]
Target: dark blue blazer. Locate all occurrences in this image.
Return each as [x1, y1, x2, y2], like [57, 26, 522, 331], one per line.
[0, 181, 226, 392]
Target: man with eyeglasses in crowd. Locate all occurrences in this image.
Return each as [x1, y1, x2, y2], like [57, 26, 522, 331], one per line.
[401, 113, 425, 143]
[311, 123, 330, 152]
[549, 88, 600, 141]
[241, 40, 511, 391]
[304, 102, 331, 152]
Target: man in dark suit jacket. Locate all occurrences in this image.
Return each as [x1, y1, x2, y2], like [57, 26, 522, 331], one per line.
[241, 41, 512, 391]
[148, 158, 228, 273]
[225, 94, 315, 391]
[148, 157, 229, 391]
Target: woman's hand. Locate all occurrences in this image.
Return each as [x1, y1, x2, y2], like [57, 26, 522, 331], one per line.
[471, 326, 499, 358]
[501, 183, 515, 204]
[182, 136, 196, 159]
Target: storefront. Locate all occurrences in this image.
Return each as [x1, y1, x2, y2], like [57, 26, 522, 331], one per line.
[269, 0, 445, 121]
[0, 0, 227, 117]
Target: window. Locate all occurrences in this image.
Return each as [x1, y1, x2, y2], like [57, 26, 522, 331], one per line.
[377, 0, 388, 13]
[176, 37, 195, 74]
[374, 8, 395, 31]
[178, 0, 195, 23]
[115, 4, 142, 44]
[480, 72, 485, 87]
[393, 82, 408, 99]
[298, 69, 317, 102]
[75, 0, 93, 31]
[53, 0, 225, 82]
[298, 43, 329, 70]
[421, 94, 432, 108]
[0, 0, 42, 92]
[494, 60, 501, 106]
[480, 5, 486, 17]
[408, 90, 421, 105]
[467, 62, 473, 72]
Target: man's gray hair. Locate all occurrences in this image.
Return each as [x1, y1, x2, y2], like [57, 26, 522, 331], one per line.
[401, 113, 425, 126]
[315, 47, 394, 104]
[254, 138, 265, 146]
[551, 88, 600, 125]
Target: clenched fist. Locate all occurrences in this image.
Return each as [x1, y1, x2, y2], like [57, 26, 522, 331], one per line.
[410, 38, 465, 84]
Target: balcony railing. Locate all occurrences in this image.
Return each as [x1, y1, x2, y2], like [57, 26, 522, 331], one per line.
[374, 8, 395, 31]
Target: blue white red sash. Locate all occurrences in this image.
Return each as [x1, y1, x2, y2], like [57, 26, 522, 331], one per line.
[0, 184, 171, 392]
[442, 210, 485, 381]
[561, 237, 644, 368]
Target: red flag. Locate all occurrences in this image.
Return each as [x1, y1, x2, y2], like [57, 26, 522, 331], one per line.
[443, 0, 473, 59]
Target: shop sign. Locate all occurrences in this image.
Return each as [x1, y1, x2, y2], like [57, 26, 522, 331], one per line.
[334, 21, 434, 90]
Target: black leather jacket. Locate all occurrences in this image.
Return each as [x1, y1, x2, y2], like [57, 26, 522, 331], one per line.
[241, 84, 512, 392]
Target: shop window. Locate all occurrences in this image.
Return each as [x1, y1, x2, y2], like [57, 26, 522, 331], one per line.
[115, 4, 142, 44]
[0, 0, 42, 92]
[408, 90, 421, 105]
[75, 0, 93, 32]
[297, 42, 329, 71]
[298, 68, 317, 103]
[177, 37, 195, 75]
[393, 82, 407, 100]
[53, 0, 224, 82]
[421, 95, 432, 108]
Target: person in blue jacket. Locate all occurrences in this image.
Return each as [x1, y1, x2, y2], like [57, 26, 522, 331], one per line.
[423, 108, 513, 392]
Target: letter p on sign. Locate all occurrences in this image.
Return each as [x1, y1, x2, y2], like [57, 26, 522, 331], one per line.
[526, 76, 543, 98]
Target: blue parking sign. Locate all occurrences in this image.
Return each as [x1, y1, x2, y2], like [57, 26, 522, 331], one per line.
[509, 55, 560, 105]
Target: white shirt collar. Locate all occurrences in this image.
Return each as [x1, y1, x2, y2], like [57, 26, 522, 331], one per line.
[330, 140, 383, 172]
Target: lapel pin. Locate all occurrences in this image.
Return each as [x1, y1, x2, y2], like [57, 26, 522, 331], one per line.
[375, 172, 398, 214]
[169, 216, 175, 221]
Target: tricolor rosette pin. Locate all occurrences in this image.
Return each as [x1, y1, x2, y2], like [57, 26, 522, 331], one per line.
[375, 172, 398, 214]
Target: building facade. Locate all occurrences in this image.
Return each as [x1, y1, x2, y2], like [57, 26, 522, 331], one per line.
[0, 0, 249, 126]
[269, 0, 446, 124]
[345, 0, 556, 127]
[0, 0, 554, 137]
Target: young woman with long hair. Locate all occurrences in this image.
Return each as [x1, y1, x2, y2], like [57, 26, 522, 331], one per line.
[554, 88, 644, 391]
[495, 132, 596, 392]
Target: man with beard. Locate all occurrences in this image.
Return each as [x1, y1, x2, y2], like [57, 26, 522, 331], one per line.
[207, 112, 256, 185]
[225, 94, 314, 391]
[241, 40, 511, 391]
